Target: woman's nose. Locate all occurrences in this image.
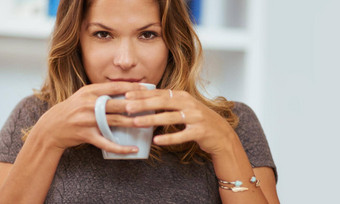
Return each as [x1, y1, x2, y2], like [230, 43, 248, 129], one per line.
[112, 39, 137, 70]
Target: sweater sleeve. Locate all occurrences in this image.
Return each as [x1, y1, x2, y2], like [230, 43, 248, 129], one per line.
[0, 95, 47, 164]
[233, 102, 278, 182]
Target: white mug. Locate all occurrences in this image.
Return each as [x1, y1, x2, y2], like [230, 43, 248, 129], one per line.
[95, 83, 156, 159]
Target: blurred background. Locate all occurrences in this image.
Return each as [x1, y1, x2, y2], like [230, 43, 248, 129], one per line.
[0, 0, 339, 203]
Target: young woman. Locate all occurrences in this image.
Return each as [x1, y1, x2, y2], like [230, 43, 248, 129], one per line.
[0, 0, 279, 203]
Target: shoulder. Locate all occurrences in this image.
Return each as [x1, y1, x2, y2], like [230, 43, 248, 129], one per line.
[231, 102, 277, 175]
[231, 102, 263, 133]
[2, 94, 48, 137]
[9, 95, 48, 123]
[232, 102, 257, 120]
[16, 94, 47, 111]
[14, 95, 48, 115]
[231, 101, 265, 140]
[0, 95, 47, 163]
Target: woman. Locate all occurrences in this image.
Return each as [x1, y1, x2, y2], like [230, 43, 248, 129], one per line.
[0, 0, 279, 203]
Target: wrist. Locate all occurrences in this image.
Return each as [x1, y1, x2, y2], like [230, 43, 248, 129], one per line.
[210, 131, 254, 179]
[210, 130, 239, 160]
[28, 124, 65, 156]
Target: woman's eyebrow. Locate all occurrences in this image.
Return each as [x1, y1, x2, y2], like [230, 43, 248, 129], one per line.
[86, 22, 114, 31]
[86, 22, 161, 31]
[136, 23, 161, 31]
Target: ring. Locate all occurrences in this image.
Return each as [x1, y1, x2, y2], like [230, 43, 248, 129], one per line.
[168, 89, 173, 99]
[180, 111, 186, 120]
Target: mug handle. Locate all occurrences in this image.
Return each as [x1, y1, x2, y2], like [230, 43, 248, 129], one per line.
[95, 95, 120, 144]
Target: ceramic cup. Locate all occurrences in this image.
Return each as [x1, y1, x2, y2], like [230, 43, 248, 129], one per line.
[95, 83, 156, 159]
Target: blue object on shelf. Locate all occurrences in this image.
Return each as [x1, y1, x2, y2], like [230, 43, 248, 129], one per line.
[48, 0, 60, 17]
[188, 0, 201, 25]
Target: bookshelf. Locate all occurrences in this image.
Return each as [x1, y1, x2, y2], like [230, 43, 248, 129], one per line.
[0, 17, 54, 39]
[0, 0, 266, 120]
[198, 0, 266, 119]
[197, 27, 249, 51]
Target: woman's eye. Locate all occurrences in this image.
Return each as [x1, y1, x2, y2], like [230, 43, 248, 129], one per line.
[140, 31, 158, 40]
[94, 31, 112, 39]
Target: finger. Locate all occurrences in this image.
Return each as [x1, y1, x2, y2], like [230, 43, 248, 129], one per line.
[86, 82, 147, 97]
[106, 114, 135, 127]
[153, 130, 193, 146]
[126, 90, 193, 114]
[133, 111, 186, 127]
[105, 99, 129, 113]
[87, 134, 139, 154]
[125, 89, 164, 100]
[126, 96, 180, 113]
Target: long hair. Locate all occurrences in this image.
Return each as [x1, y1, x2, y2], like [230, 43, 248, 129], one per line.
[25, 0, 239, 164]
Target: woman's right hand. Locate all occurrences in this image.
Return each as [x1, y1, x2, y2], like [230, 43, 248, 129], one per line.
[31, 82, 145, 154]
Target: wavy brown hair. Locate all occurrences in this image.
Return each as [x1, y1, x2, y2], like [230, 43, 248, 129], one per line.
[25, 0, 239, 164]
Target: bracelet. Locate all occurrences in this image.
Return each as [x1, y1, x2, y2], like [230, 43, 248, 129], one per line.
[250, 176, 261, 187]
[219, 185, 249, 192]
[217, 176, 260, 192]
[218, 179, 243, 187]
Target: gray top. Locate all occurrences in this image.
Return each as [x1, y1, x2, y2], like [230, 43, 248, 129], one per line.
[0, 95, 277, 203]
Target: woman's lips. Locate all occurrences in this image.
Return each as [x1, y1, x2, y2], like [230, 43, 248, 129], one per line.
[109, 78, 143, 83]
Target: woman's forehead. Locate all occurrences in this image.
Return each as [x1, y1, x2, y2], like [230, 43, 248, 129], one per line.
[89, 0, 159, 11]
[85, 0, 160, 23]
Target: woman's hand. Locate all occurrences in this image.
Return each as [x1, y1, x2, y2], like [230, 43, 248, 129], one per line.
[125, 89, 237, 156]
[31, 82, 146, 154]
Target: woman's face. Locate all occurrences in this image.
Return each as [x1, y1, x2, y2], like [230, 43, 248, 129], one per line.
[80, 0, 169, 85]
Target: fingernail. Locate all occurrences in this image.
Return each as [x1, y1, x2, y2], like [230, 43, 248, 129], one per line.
[126, 104, 133, 112]
[133, 118, 148, 127]
[133, 117, 141, 125]
[131, 147, 139, 152]
[153, 137, 160, 144]
[125, 92, 132, 99]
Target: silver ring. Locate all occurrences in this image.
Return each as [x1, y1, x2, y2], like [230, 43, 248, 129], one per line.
[169, 89, 173, 99]
[180, 111, 186, 120]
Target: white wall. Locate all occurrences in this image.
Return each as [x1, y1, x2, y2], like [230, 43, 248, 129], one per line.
[264, 0, 340, 203]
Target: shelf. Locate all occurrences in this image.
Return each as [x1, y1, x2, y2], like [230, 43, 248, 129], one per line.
[196, 27, 249, 51]
[0, 16, 55, 39]
[0, 16, 249, 52]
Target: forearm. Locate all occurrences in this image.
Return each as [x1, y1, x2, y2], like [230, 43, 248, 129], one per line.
[212, 132, 268, 204]
[0, 127, 64, 203]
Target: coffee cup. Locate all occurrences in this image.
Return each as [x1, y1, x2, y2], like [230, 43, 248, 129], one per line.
[95, 83, 156, 159]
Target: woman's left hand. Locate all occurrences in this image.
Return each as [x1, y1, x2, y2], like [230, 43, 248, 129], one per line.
[125, 89, 237, 156]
